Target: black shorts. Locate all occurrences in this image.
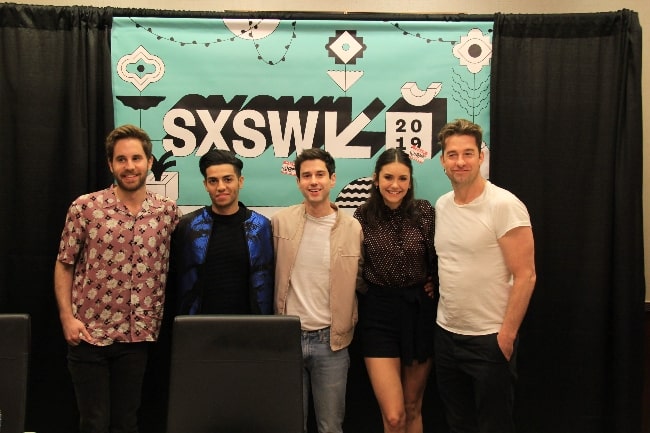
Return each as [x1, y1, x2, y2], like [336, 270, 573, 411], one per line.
[358, 283, 435, 364]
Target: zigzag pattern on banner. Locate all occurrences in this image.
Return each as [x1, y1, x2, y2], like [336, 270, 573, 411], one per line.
[335, 177, 373, 209]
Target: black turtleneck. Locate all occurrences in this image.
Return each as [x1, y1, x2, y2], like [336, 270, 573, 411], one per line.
[200, 205, 251, 314]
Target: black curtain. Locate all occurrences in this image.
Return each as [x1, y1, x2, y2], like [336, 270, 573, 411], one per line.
[0, 4, 114, 432]
[490, 10, 644, 433]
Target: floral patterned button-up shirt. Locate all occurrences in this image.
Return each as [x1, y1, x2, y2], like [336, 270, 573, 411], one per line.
[57, 185, 181, 346]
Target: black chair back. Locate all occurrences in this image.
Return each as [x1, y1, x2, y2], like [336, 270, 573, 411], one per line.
[167, 315, 303, 433]
[0, 314, 30, 433]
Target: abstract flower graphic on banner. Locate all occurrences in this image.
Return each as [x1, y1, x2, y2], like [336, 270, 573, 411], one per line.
[326, 30, 367, 92]
[453, 28, 492, 74]
[115, 45, 166, 111]
[451, 28, 492, 121]
[117, 45, 165, 93]
[115, 45, 178, 199]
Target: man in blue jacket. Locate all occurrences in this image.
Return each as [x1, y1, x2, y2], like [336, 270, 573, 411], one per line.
[170, 149, 274, 315]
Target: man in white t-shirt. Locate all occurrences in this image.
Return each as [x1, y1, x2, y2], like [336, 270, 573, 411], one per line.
[272, 148, 363, 433]
[434, 119, 536, 433]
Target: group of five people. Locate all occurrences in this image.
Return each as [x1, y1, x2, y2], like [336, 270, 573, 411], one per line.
[54, 118, 536, 433]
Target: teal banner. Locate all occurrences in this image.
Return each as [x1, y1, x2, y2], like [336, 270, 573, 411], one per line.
[112, 17, 492, 213]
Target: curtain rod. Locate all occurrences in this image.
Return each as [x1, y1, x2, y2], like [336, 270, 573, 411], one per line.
[109, 8, 495, 21]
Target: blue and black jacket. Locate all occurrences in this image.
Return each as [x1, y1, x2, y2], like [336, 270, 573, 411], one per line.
[169, 203, 274, 315]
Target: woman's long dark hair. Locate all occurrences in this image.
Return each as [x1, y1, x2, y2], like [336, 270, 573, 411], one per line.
[359, 148, 420, 227]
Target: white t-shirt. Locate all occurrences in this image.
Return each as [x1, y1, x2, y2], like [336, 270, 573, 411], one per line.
[286, 212, 335, 330]
[435, 181, 531, 335]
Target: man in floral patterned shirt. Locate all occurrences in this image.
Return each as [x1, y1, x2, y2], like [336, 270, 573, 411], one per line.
[54, 124, 181, 433]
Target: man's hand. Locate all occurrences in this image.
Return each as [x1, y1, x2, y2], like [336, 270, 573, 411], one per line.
[61, 315, 93, 346]
[497, 332, 514, 361]
[55, 260, 93, 346]
[424, 275, 436, 298]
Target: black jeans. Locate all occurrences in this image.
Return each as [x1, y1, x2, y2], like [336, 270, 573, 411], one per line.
[434, 325, 517, 433]
[67, 341, 150, 433]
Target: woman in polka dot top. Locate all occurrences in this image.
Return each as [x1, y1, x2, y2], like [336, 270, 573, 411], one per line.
[353, 148, 437, 433]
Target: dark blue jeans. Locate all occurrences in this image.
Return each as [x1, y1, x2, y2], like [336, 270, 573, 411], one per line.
[67, 341, 150, 433]
[434, 326, 517, 433]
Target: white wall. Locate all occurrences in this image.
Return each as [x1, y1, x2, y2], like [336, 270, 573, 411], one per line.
[22, 0, 650, 299]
